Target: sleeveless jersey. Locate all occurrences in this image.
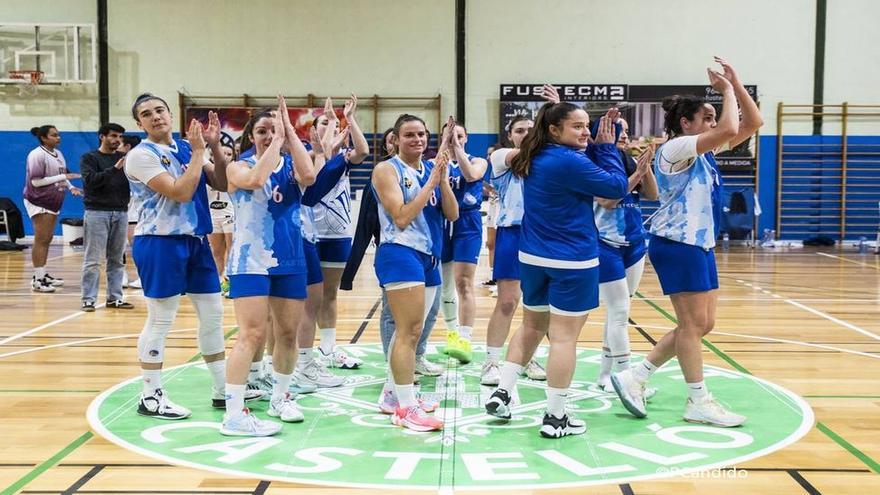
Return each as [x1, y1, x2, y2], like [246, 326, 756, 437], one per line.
[312, 151, 353, 239]
[593, 190, 645, 246]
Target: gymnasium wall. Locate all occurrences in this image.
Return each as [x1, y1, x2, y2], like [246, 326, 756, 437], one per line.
[1, 0, 878, 236]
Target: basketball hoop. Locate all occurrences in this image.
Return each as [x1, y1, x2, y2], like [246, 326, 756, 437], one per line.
[8, 70, 45, 96]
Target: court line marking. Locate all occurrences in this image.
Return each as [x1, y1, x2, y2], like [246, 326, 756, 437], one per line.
[735, 280, 880, 342]
[817, 252, 880, 270]
[0, 431, 93, 495]
[0, 303, 107, 347]
[710, 331, 880, 361]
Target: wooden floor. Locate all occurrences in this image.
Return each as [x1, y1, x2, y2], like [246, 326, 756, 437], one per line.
[1, 243, 879, 494]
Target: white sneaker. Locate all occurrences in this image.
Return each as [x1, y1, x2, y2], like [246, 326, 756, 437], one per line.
[415, 355, 443, 377]
[481, 361, 501, 385]
[221, 409, 282, 436]
[137, 388, 191, 420]
[540, 412, 587, 438]
[610, 368, 647, 418]
[684, 394, 746, 427]
[523, 359, 547, 381]
[129, 278, 142, 289]
[211, 386, 266, 408]
[122, 271, 129, 288]
[32, 276, 56, 293]
[294, 359, 345, 388]
[44, 273, 64, 287]
[268, 394, 305, 423]
[318, 346, 363, 369]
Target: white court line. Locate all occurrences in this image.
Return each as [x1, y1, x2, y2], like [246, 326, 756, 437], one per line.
[735, 279, 880, 342]
[817, 251, 880, 270]
[712, 331, 880, 360]
[0, 327, 200, 359]
[0, 302, 107, 347]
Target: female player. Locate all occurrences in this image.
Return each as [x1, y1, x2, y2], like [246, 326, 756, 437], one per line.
[372, 114, 458, 431]
[23, 125, 82, 292]
[206, 143, 236, 296]
[484, 102, 628, 438]
[221, 97, 317, 436]
[437, 117, 489, 364]
[611, 58, 762, 427]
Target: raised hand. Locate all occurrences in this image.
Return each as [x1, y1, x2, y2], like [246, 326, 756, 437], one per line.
[540, 83, 560, 104]
[203, 111, 221, 147]
[331, 126, 351, 154]
[635, 145, 655, 175]
[595, 107, 620, 145]
[343, 93, 358, 121]
[309, 126, 324, 156]
[707, 68, 733, 93]
[323, 97, 338, 123]
[272, 113, 286, 145]
[450, 123, 464, 150]
[278, 94, 295, 135]
[188, 119, 206, 151]
[441, 115, 455, 147]
[714, 56, 740, 86]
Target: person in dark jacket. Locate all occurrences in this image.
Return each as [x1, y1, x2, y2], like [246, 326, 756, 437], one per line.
[79, 122, 134, 311]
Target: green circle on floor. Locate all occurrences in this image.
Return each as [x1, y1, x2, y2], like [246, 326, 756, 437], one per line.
[87, 344, 812, 490]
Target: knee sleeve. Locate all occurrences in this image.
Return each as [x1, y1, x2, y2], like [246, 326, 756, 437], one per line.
[599, 279, 631, 356]
[440, 264, 458, 325]
[138, 295, 180, 363]
[189, 292, 226, 356]
[625, 256, 646, 297]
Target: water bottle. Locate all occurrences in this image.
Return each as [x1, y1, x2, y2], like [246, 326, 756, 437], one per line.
[721, 232, 730, 251]
[760, 229, 772, 248]
[859, 236, 868, 254]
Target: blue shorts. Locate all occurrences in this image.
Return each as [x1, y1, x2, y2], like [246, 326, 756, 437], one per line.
[648, 234, 718, 295]
[228, 273, 307, 299]
[520, 260, 599, 316]
[441, 209, 482, 265]
[133, 235, 220, 298]
[303, 239, 323, 286]
[317, 237, 352, 268]
[598, 239, 647, 284]
[375, 243, 441, 288]
[493, 225, 521, 281]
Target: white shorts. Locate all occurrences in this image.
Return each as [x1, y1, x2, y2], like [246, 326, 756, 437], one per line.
[211, 215, 234, 234]
[23, 199, 58, 218]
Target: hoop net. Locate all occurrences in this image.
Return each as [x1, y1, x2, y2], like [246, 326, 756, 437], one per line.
[8, 70, 45, 96]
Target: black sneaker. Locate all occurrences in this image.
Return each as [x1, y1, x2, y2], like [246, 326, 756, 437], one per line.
[44, 273, 65, 287]
[81, 301, 96, 312]
[485, 388, 512, 420]
[137, 388, 191, 420]
[211, 387, 268, 409]
[106, 299, 135, 309]
[539, 413, 587, 438]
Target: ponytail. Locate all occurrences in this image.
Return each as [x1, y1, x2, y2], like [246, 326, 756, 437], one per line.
[510, 102, 579, 178]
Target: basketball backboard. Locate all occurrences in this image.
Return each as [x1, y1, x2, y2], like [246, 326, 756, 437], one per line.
[0, 23, 96, 84]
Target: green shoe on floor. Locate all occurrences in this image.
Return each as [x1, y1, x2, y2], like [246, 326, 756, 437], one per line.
[445, 330, 473, 364]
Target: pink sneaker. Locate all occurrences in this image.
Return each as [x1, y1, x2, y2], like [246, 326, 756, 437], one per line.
[392, 405, 444, 431]
[378, 388, 439, 414]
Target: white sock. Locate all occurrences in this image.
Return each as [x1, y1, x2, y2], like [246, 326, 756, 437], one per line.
[142, 369, 161, 395]
[486, 346, 503, 363]
[205, 359, 226, 392]
[225, 383, 245, 416]
[498, 361, 524, 391]
[34, 266, 46, 279]
[598, 348, 613, 382]
[395, 383, 417, 408]
[248, 360, 262, 383]
[262, 355, 272, 377]
[319, 328, 336, 354]
[546, 386, 568, 418]
[458, 325, 473, 341]
[632, 359, 657, 383]
[272, 371, 293, 402]
[687, 380, 709, 401]
[613, 355, 631, 372]
[298, 347, 314, 369]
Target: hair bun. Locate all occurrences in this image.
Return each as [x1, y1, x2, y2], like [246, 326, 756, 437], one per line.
[30, 127, 40, 136]
[661, 95, 682, 112]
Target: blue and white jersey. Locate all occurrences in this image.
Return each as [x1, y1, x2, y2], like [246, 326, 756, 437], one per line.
[373, 155, 444, 258]
[227, 154, 305, 276]
[648, 136, 723, 250]
[448, 155, 484, 211]
[125, 139, 211, 237]
[518, 143, 627, 268]
[490, 148, 524, 227]
[313, 151, 353, 239]
[301, 206, 318, 244]
[593, 190, 645, 246]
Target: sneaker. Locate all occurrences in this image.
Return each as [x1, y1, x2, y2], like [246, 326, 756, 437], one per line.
[540, 412, 587, 438]
[481, 361, 501, 386]
[246, 376, 273, 401]
[106, 299, 135, 309]
[610, 369, 647, 418]
[317, 346, 362, 370]
[598, 377, 656, 400]
[44, 273, 64, 287]
[445, 331, 473, 364]
[378, 388, 438, 414]
[392, 405, 444, 431]
[220, 278, 230, 297]
[523, 359, 547, 381]
[129, 278, 142, 289]
[489, 285, 498, 298]
[289, 380, 318, 395]
[268, 394, 305, 422]
[211, 386, 266, 408]
[481, 278, 497, 286]
[220, 408, 282, 437]
[415, 355, 443, 377]
[32, 276, 56, 293]
[485, 388, 512, 420]
[684, 394, 746, 427]
[294, 359, 345, 388]
[81, 301, 96, 312]
[137, 388, 191, 420]
[122, 271, 129, 288]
